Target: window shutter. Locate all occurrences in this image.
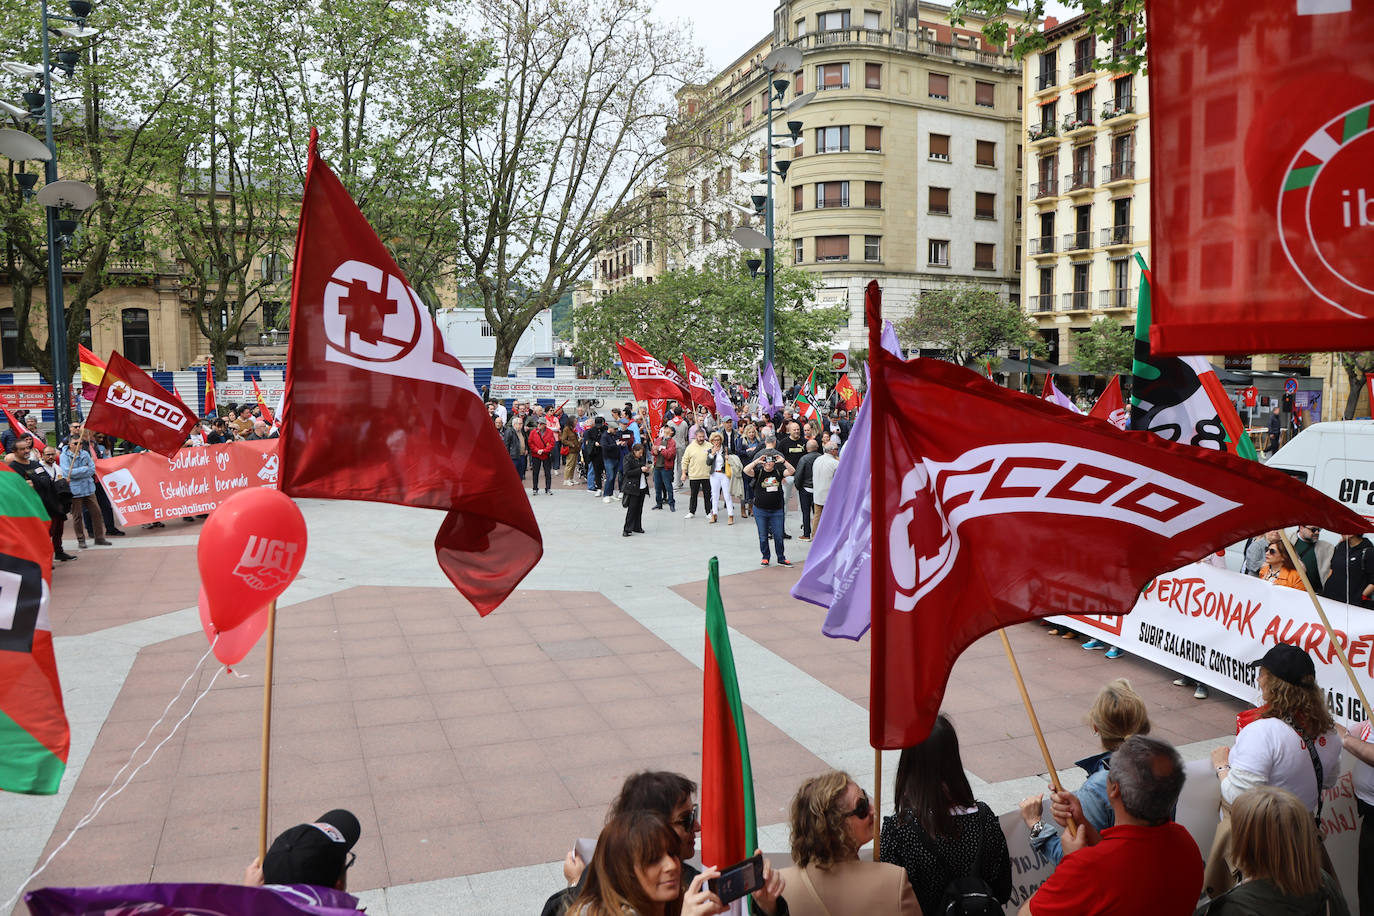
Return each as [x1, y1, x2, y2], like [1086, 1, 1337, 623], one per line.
[930, 133, 950, 158]
[975, 81, 994, 107]
[929, 187, 949, 213]
[814, 235, 850, 260]
[865, 125, 882, 151]
[866, 63, 881, 89]
[928, 73, 949, 98]
[976, 140, 995, 166]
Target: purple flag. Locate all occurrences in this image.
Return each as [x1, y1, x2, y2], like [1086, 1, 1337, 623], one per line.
[790, 320, 902, 640]
[712, 377, 739, 422]
[762, 362, 782, 412]
[26, 883, 361, 915]
[756, 369, 772, 415]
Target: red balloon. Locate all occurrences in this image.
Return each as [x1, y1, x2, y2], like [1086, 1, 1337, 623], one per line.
[198, 587, 271, 667]
[197, 488, 307, 633]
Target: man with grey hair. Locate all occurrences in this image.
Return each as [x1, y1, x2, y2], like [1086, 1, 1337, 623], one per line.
[1019, 736, 1201, 915]
[811, 438, 840, 537]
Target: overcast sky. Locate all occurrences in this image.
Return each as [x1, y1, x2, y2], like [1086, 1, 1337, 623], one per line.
[673, 1, 1079, 71]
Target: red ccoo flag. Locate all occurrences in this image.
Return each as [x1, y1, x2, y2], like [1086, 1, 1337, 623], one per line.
[85, 352, 197, 459]
[866, 347, 1369, 748]
[662, 359, 693, 407]
[1088, 375, 1128, 430]
[617, 338, 686, 402]
[279, 131, 542, 615]
[680, 354, 712, 410]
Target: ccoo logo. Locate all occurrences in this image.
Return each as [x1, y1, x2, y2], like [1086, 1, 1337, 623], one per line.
[108, 381, 188, 430]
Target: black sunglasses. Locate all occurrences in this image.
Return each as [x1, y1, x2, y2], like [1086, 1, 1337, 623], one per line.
[674, 804, 699, 832]
[843, 791, 871, 820]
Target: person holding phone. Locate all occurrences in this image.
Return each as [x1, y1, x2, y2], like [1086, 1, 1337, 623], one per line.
[567, 811, 727, 916]
[744, 436, 793, 567]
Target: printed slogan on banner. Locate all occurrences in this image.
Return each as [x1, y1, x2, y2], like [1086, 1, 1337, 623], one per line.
[94, 440, 280, 525]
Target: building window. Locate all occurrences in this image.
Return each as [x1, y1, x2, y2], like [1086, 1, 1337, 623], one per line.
[975, 81, 995, 107]
[974, 191, 995, 219]
[1017, 144, 1023, 168]
[929, 133, 950, 161]
[928, 239, 949, 267]
[794, 237, 804, 263]
[928, 72, 949, 100]
[815, 126, 850, 153]
[701, 178, 710, 202]
[795, 17, 805, 37]
[1018, 85, 1023, 110]
[81, 309, 92, 349]
[1038, 49, 1057, 90]
[481, 321, 495, 337]
[818, 9, 850, 30]
[1041, 100, 1057, 131]
[816, 181, 849, 208]
[793, 185, 804, 210]
[122, 308, 151, 366]
[817, 63, 849, 90]
[865, 125, 882, 151]
[974, 243, 996, 270]
[976, 140, 995, 167]
[865, 235, 881, 262]
[702, 218, 711, 243]
[863, 9, 881, 29]
[866, 63, 882, 89]
[1016, 195, 1023, 219]
[1015, 244, 1022, 270]
[794, 69, 803, 94]
[260, 252, 289, 283]
[742, 101, 753, 125]
[864, 181, 882, 208]
[1074, 35, 1096, 76]
[929, 186, 950, 214]
[686, 187, 695, 207]
[815, 235, 850, 262]
[0, 309, 19, 368]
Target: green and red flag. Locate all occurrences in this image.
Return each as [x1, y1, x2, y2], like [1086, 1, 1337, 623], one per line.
[794, 371, 819, 421]
[0, 465, 68, 795]
[700, 556, 757, 870]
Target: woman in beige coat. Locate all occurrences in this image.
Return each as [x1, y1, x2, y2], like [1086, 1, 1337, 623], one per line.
[773, 770, 922, 916]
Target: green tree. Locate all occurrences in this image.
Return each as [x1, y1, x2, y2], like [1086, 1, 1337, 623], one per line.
[1072, 318, 1134, 377]
[947, 0, 1146, 73]
[572, 253, 839, 379]
[895, 284, 1042, 367]
[1339, 352, 1374, 419]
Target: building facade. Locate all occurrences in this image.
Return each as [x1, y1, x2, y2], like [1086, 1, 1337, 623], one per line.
[1021, 14, 1150, 366]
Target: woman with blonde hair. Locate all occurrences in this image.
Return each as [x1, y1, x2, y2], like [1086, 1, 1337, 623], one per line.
[777, 770, 920, 916]
[568, 811, 726, 916]
[706, 431, 734, 525]
[1020, 678, 1150, 865]
[1204, 786, 1348, 914]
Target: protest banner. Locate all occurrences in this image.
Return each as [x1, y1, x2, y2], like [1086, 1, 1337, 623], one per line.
[1048, 561, 1374, 725]
[487, 377, 636, 401]
[0, 385, 71, 413]
[211, 381, 286, 407]
[94, 440, 280, 525]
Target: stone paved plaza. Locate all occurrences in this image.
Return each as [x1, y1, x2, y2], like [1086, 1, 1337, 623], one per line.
[1, 487, 1247, 914]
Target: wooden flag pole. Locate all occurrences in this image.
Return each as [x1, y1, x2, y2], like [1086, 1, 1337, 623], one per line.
[1279, 530, 1372, 714]
[998, 628, 1076, 838]
[257, 599, 279, 860]
[872, 747, 883, 860]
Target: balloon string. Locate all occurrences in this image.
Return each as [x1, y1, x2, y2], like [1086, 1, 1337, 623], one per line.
[3, 641, 222, 911]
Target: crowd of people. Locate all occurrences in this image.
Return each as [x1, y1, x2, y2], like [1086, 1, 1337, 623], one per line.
[488, 399, 850, 563]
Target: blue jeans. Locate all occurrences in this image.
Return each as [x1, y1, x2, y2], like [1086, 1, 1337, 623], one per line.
[753, 506, 785, 561]
[586, 452, 602, 491]
[602, 457, 619, 497]
[653, 468, 675, 507]
[512, 455, 527, 479]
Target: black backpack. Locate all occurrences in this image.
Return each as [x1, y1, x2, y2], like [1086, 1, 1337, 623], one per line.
[907, 808, 1001, 916]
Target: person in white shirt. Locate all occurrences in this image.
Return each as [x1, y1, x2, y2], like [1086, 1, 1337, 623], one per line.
[811, 439, 841, 537]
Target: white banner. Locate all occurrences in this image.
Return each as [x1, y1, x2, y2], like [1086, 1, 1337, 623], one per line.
[213, 381, 286, 404]
[1049, 561, 1374, 725]
[487, 377, 637, 401]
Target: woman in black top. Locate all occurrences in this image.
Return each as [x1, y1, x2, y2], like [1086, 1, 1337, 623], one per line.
[620, 442, 650, 537]
[878, 713, 1012, 915]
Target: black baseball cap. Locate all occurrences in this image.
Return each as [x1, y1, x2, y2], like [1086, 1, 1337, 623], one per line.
[262, 809, 360, 887]
[1252, 643, 1316, 686]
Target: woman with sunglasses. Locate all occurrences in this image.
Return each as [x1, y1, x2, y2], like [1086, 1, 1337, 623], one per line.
[777, 770, 919, 916]
[879, 713, 1011, 916]
[1258, 542, 1305, 591]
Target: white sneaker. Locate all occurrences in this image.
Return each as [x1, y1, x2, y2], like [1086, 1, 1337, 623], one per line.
[684, 512, 694, 519]
[603, 496, 612, 503]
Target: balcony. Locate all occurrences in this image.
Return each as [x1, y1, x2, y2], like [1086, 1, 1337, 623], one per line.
[1063, 230, 1091, 252]
[1028, 122, 1058, 144]
[1065, 169, 1095, 193]
[781, 29, 1018, 70]
[1062, 113, 1094, 136]
[1031, 294, 1055, 312]
[1072, 55, 1095, 78]
[1099, 288, 1131, 310]
[1101, 225, 1133, 247]
[1036, 70, 1057, 91]
[1030, 235, 1056, 256]
[1102, 159, 1135, 185]
[1062, 291, 1091, 312]
[1102, 95, 1135, 121]
[1031, 179, 1059, 201]
[815, 196, 850, 209]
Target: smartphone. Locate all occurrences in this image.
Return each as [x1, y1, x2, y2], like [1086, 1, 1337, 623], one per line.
[707, 852, 764, 904]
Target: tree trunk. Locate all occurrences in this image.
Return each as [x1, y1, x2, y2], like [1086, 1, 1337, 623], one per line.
[1345, 364, 1363, 420]
[211, 339, 231, 388]
[491, 328, 520, 378]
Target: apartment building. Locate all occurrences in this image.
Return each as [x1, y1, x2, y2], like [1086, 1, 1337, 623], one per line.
[586, 187, 671, 300]
[666, 1, 1031, 349]
[1021, 14, 1150, 365]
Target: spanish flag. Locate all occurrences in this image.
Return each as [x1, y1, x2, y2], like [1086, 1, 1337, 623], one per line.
[78, 345, 107, 401]
[204, 356, 216, 417]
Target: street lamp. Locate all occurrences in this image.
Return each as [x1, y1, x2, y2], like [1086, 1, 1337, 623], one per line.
[729, 44, 812, 374]
[0, 0, 98, 433]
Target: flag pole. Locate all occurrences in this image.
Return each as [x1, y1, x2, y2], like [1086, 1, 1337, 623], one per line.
[257, 598, 279, 859]
[1279, 531, 1372, 714]
[872, 747, 883, 860]
[998, 628, 1077, 838]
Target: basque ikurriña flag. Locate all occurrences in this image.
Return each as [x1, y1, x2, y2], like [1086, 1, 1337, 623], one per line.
[85, 351, 198, 459]
[866, 315, 1368, 747]
[700, 556, 757, 873]
[0, 465, 67, 794]
[280, 130, 542, 615]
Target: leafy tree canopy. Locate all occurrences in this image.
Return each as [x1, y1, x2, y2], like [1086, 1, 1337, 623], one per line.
[1073, 318, 1134, 377]
[895, 284, 1043, 367]
[948, 0, 1147, 73]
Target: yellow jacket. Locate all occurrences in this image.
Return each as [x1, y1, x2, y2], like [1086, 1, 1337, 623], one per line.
[681, 441, 712, 479]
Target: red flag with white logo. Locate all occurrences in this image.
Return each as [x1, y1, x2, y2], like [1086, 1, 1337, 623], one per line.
[1145, 0, 1374, 355]
[279, 131, 542, 615]
[617, 338, 684, 402]
[867, 355, 1367, 748]
[1088, 375, 1128, 430]
[85, 352, 197, 459]
[662, 359, 693, 407]
[680, 354, 713, 410]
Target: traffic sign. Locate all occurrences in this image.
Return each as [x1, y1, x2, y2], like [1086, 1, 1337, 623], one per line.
[831, 351, 847, 371]
[1284, 377, 1298, 395]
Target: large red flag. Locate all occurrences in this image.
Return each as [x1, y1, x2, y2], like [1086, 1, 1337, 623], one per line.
[680, 354, 712, 410]
[617, 338, 685, 402]
[85, 352, 196, 459]
[867, 355, 1368, 749]
[1087, 375, 1128, 430]
[660, 359, 691, 405]
[280, 131, 542, 615]
[1146, 0, 1374, 355]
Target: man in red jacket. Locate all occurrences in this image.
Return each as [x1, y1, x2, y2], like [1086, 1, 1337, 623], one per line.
[527, 420, 558, 496]
[651, 423, 678, 511]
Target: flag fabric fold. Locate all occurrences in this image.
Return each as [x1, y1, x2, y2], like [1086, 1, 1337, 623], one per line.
[866, 351, 1369, 748]
[77, 345, 107, 402]
[25, 883, 361, 916]
[662, 359, 693, 407]
[1088, 375, 1128, 430]
[834, 373, 859, 411]
[712, 378, 739, 423]
[794, 371, 819, 421]
[700, 556, 758, 872]
[1040, 375, 1082, 413]
[0, 465, 67, 795]
[251, 377, 274, 426]
[761, 363, 782, 413]
[279, 130, 542, 615]
[1, 405, 27, 440]
[203, 356, 216, 417]
[681, 354, 713, 411]
[85, 352, 197, 459]
[617, 339, 686, 403]
[755, 369, 772, 416]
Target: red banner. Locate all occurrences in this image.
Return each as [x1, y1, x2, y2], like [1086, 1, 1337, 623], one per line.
[681, 354, 712, 410]
[0, 385, 64, 412]
[95, 440, 279, 525]
[616, 338, 683, 402]
[86, 352, 198, 458]
[1146, 0, 1374, 355]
